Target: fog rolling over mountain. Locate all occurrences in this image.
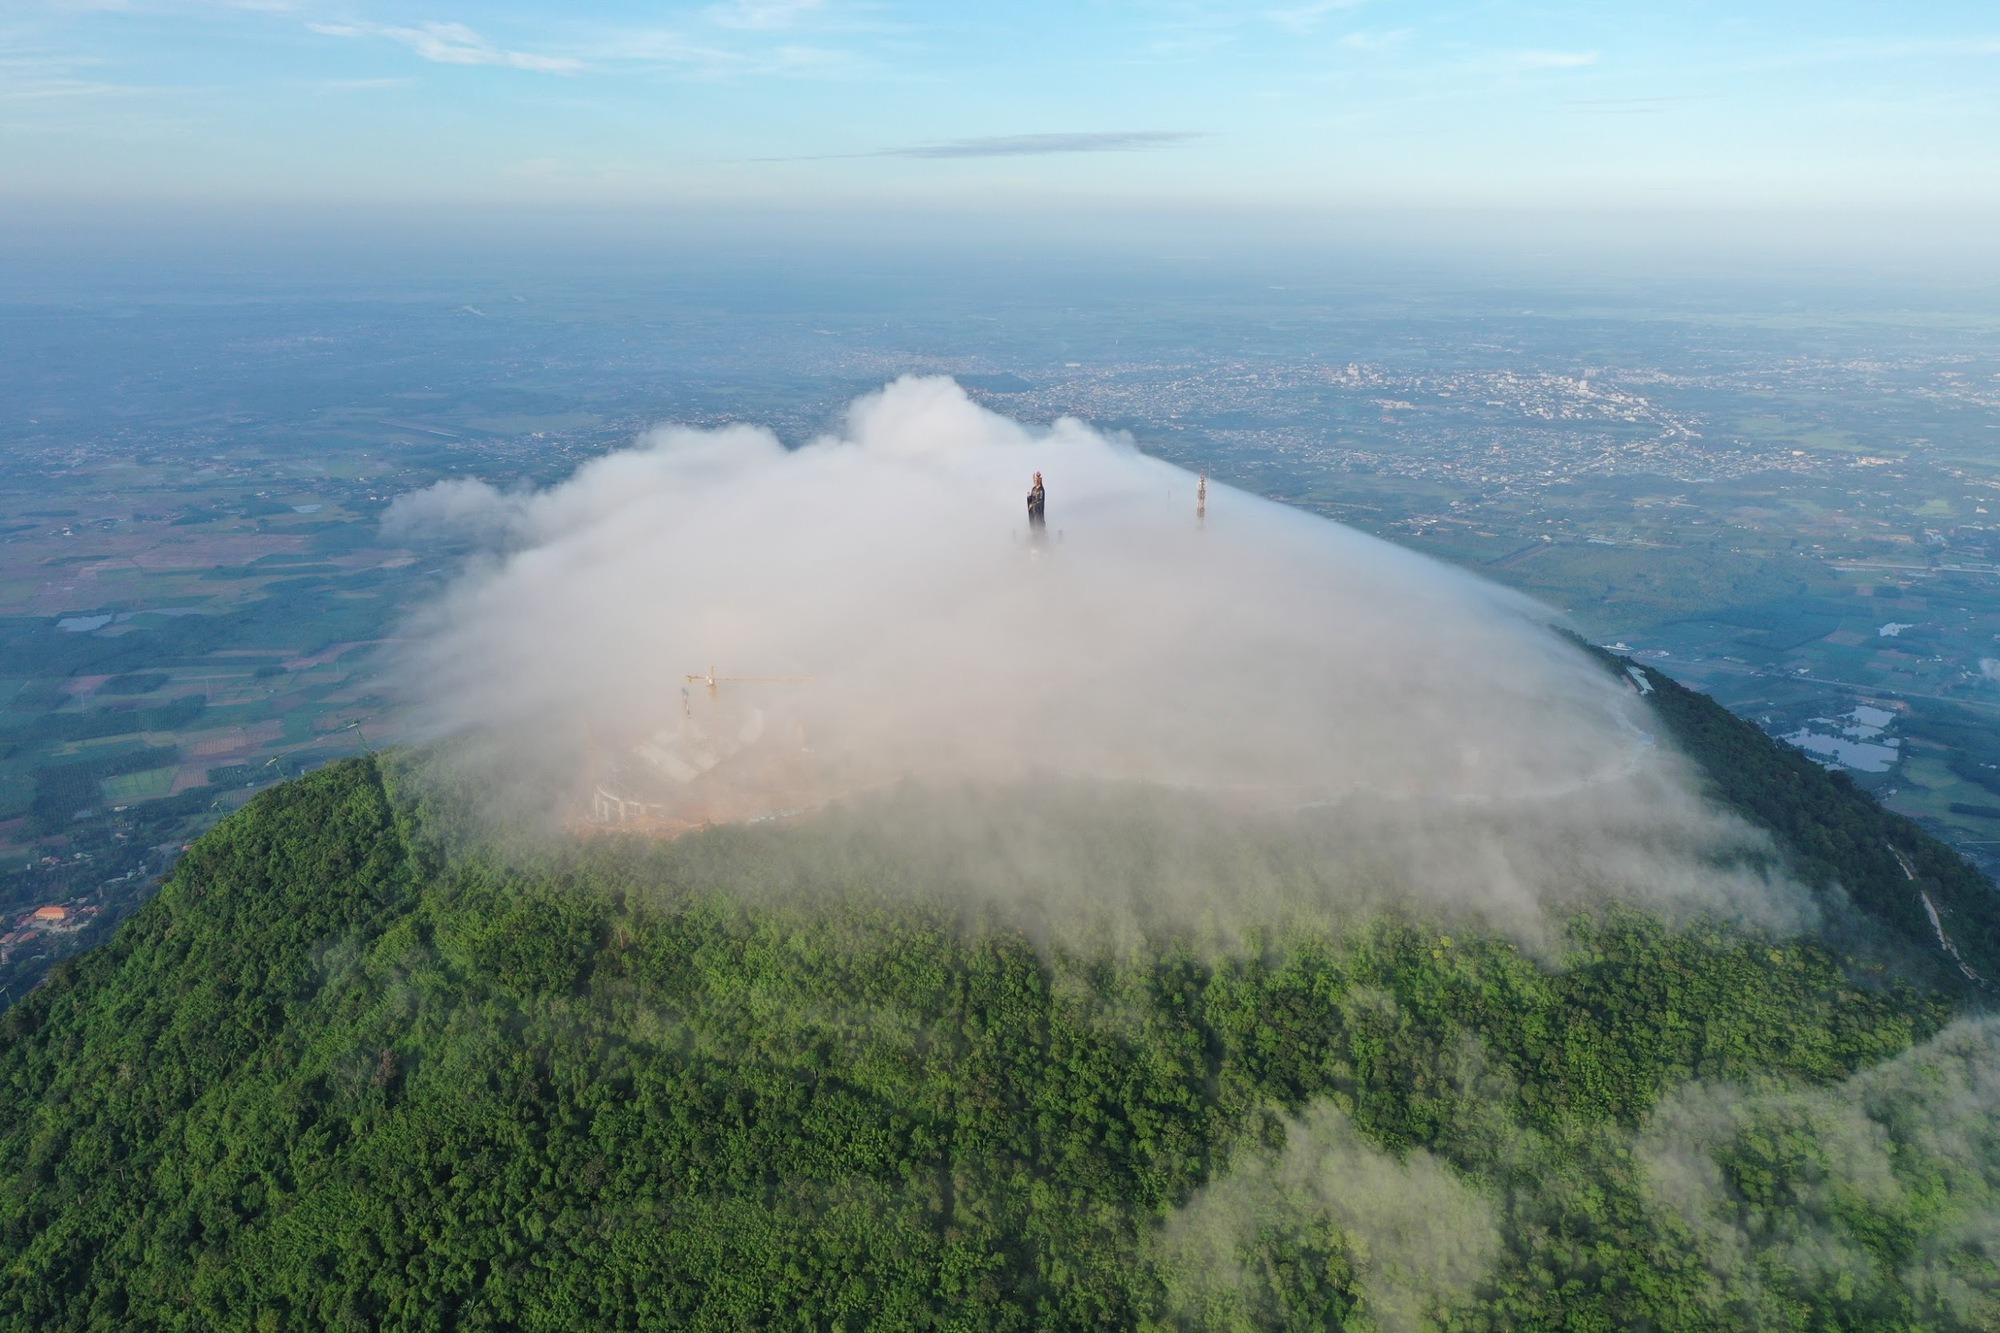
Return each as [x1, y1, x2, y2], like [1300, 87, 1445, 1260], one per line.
[386, 376, 1796, 940]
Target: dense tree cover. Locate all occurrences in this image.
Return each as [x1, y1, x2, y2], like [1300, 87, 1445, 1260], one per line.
[3, 738, 1994, 1329]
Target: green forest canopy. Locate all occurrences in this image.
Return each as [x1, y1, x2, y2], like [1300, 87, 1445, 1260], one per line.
[1, 653, 1997, 1330]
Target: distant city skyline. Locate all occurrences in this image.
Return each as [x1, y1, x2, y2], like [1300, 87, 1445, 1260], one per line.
[5, 1, 1999, 217]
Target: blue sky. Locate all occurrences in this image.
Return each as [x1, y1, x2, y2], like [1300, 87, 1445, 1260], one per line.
[4, 1, 1998, 215]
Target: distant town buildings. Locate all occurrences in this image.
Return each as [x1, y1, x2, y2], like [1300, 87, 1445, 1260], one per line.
[0, 900, 97, 964]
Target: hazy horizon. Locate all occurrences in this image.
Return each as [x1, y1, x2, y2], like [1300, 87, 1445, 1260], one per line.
[6, 205, 2000, 318]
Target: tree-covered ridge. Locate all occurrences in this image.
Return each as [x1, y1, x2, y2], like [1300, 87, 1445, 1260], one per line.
[4, 739, 1994, 1329]
[0, 760, 420, 1324]
[1604, 647, 2000, 988]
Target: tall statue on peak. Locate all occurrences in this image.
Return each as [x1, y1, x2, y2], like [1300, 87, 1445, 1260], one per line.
[1026, 471, 1047, 531]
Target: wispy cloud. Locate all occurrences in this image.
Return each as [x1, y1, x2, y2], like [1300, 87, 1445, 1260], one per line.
[1719, 34, 2000, 77]
[587, 29, 737, 69]
[0, 52, 139, 101]
[1341, 28, 1411, 53]
[307, 21, 582, 74]
[317, 76, 412, 92]
[0, 76, 135, 100]
[1564, 95, 1709, 116]
[706, 0, 825, 32]
[877, 130, 1210, 159]
[1509, 50, 1599, 71]
[582, 25, 854, 79]
[1266, 0, 1368, 35]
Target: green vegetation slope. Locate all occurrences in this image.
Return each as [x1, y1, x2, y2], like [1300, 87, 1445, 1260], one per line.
[1, 662, 1998, 1329]
[1612, 651, 2000, 987]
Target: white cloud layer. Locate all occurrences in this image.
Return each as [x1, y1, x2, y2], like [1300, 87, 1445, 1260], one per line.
[385, 376, 1799, 935]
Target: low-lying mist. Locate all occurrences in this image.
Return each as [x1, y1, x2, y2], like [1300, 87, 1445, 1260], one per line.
[386, 375, 1799, 940]
[1149, 1017, 2000, 1329]
[1636, 1015, 2000, 1326]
